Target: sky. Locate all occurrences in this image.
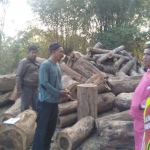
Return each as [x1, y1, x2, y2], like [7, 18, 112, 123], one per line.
[0, 0, 35, 37]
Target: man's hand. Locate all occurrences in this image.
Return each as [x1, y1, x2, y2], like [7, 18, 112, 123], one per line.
[16, 91, 22, 98]
[60, 90, 71, 99]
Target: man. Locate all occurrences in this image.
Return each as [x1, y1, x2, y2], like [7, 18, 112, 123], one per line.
[32, 42, 70, 150]
[130, 47, 150, 150]
[16, 46, 39, 112]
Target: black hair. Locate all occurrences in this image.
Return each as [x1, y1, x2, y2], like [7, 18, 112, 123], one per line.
[28, 46, 38, 52]
[49, 42, 61, 54]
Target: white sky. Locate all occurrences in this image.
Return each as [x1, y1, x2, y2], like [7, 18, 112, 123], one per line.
[0, 0, 35, 37]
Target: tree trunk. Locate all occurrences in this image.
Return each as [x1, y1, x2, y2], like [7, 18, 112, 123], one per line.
[60, 63, 87, 83]
[77, 84, 98, 120]
[96, 120, 134, 150]
[57, 113, 77, 128]
[0, 92, 12, 107]
[132, 56, 138, 71]
[108, 75, 142, 95]
[67, 53, 107, 79]
[113, 57, 126, 69]
[120, 60, 134, 74]
[128, 69, 139, 76]
[122, 50, 133, 60]
[0, 74, 16, 92]
[138, 66, 145, 74]
[61, 75, 79, 100]
[115, 92, 133, 112]
[36, 57, 46, 65]
[93, 42, 102, 48]
[97, 92, 116, 114]
[0, 110, 36, 150]
[58, 101, 77, 116]
[56, 116, 94, 150]
[112, 54, 130, 61]
[0, 98, 21, 124]
[85, 74, 111, 93]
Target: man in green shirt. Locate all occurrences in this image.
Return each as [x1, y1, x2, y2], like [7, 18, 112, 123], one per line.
[32, 42, 69, 150]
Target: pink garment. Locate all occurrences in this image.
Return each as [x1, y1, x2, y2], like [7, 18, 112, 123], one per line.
[130, 70, 150, 150]
[130, 70, 150, 120]
[134, 119, 144, 150]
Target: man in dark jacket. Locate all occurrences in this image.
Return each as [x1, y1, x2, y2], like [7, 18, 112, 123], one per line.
[16, 46, 39, 112]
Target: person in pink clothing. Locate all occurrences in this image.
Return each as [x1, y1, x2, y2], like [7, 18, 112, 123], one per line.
[130, 47, 150, 150]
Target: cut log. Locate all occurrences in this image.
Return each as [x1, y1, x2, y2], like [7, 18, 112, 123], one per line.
[0, 74, 16, 92]
[77, 84, 98, 120]
[112, 54, 130, 61]
[61, 75, 80, 100]
[36, 57, 46, 65]
[67, 53, 107, 79]
[115, 92, 133, 112]
[138, 66, 145, 74]
[128, 69, 139, 76]
[122, 50, 133, 60]
[60, 63, 87, 83]
[96, 120, 134, 150]
[120, 60, 134, 74]
[0, 98, 21, 125]
[113, 57, 126, 69]
[58, 101, 77, 116]
[97, 92, 116, 113]
[0, 110, 36, 150]
[84, 55, 95, 61]
[57, 113, 77, 128]
[108, 75, 142, 95]
[93, 42, 102, 48]
[93, 54, 105, 59]
[132, 56, 138, 71]
[0, 92, 12, 107]
[96, 45, 124, 64]
[85, 74, 110, 93]
[56, 116, 94, 150]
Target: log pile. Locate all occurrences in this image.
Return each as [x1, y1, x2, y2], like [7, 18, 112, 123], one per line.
[0, 43, 145, 150]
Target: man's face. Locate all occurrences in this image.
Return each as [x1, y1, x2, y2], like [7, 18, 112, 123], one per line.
[53, 47, 64, 61]
[28, 50, 37, 61]
[143, 48, 150, 68]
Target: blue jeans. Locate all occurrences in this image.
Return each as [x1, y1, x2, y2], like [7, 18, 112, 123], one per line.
[21, 85, 38, 112]
[32, 100, 58, 150]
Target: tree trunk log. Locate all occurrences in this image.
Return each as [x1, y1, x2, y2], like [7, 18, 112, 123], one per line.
[58, 101, 77, 116]
[93, 42, 102, 48]
[112, 54, 130, 61]
[60, 63, 87, 83]
[96, 120, 134, 150]
[132, 56, 138, 71]
[115, 92, 133, 112]
[138, 66, 145, 74]
[0, 110, 36, 150]
[61, 75, 79, 101]
[120, 60, 134, 74]
[97, 92, 116, 114]
[0, 92, 12, 107]
[36, 57, 46, 65]
[113, 57, 126, 69]
[57, 113, 77, 128]
[0, 98, 21, 124]
[108, 75, 142, 95]
[77, 84, 98, 120]
[0, 74, 16, 92]
[122, 50, 133, 60]
[85, 74, 111, 93]
[67, 53, 107, 79]
[56, 116, 94, 150]
[128, 69, 139, 76]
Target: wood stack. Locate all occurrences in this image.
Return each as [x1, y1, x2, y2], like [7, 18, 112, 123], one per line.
[0, 43, 145, 150]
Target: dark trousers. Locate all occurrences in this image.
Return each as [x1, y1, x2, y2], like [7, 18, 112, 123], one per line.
[32, 101, 58, 150]
[21, 85, 38, 112]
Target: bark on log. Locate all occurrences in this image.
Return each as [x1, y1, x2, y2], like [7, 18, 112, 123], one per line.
[128, 69, 139, 76]
[122, 50, 133, 60]
[0, 110, 36, 150]
[85, 74, 111, 93]
[108, 75, 142, 95]
[0, 98, 21, 125]
[61, 75, 79, 100]
[115, 92, 133, 112]
[96, 120, 134, 150]
[0, 74, 16, 92]
[132, 56, 138, 71]
[112, 54, 130, 61]
[138, 66, 145, 74]
[77, 84, 98, 120]
[96, 45, 124, 64]
[36, 57, 46, 65]
[113, 57, 126, 69]
[56, 116, 94, 150]
[60, 63, 87, 83]
[67, 53, 107, 79]
[58, 101, 77, 116]
[57, 113, 77, 128]
[93, 42, 102, 48]
[0, 92, 12, 107]
[120, 60, 134, 74]
[97, 92, 116, 113]
[93, 54, 105, 59]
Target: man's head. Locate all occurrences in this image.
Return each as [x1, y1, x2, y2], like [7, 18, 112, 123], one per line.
[49, 42, 64, 61]
[143, 48, 150, 69]
[27, 46, 38, 61]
